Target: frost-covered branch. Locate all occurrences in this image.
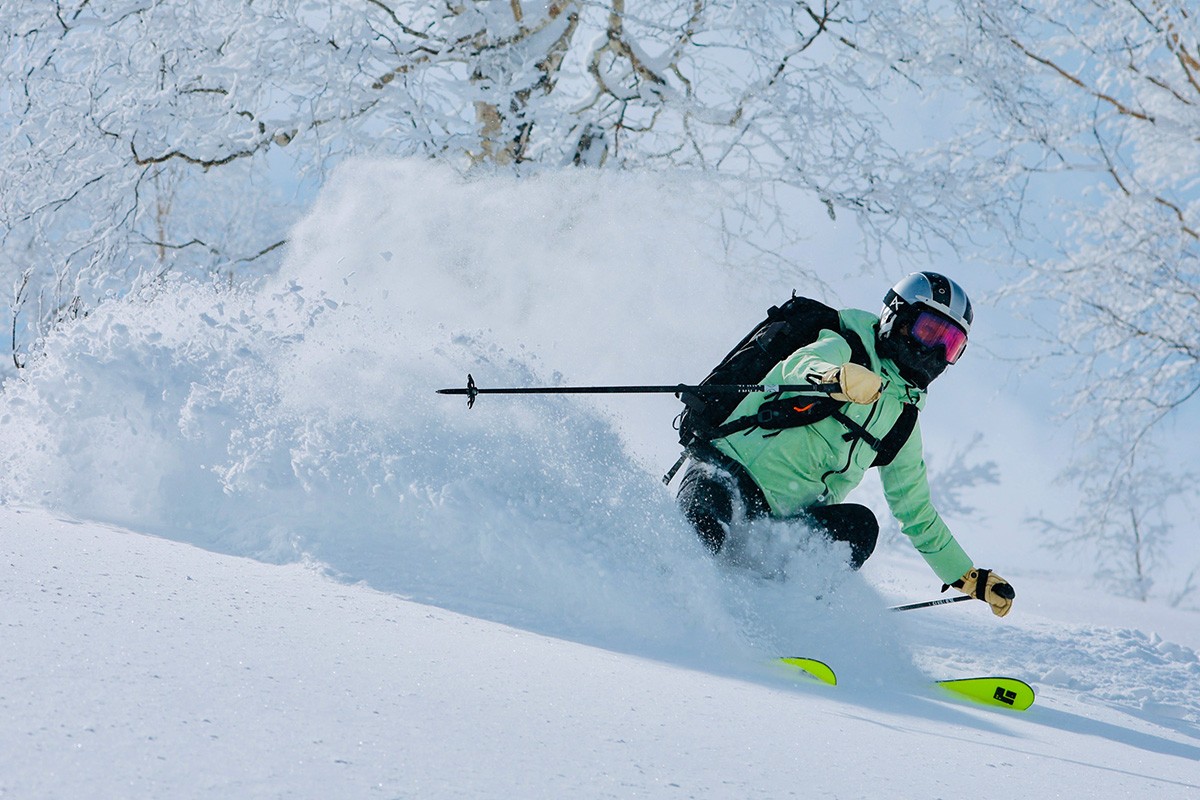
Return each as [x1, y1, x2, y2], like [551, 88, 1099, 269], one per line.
[2, 0, 1035, 375]
[913, 0, 1200, 597]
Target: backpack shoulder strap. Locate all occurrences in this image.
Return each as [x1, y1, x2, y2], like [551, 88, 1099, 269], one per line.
[837, 319, 918, 467]
[870, 403, 918, 468]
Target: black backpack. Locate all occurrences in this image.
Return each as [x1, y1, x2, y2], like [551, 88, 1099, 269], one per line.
[669, 293, 917, 481]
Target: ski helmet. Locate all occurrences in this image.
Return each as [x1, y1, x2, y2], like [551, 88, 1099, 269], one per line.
[877, 272, 973, 388]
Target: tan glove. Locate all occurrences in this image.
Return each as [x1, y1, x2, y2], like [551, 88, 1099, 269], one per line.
[819, 363, 882, 404]
[948, 568, 1015, 617]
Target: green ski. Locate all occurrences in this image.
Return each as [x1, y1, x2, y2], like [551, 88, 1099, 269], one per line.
[778, 657, 837, 685]
[777, 657, 1035, 711]
[936, 676, 1035, 710]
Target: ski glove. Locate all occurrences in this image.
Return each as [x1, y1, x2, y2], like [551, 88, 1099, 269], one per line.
[819, 363, 882, 405]
[945, 568, 1015, 617]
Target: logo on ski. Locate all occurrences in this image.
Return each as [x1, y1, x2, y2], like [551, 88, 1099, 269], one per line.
[993, 686, 1018, 706]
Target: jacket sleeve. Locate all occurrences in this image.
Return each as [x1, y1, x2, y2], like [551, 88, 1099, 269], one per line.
[776, 328, 852, 384]
[877, 419, 974, 584]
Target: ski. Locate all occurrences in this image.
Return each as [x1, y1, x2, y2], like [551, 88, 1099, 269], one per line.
[778, 657, 837, 685]
[935, 676, 1035, 710]
[777, 657, 1035, 711]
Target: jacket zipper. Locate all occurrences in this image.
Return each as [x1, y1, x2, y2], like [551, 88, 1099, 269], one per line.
[818, 401, 880, 501]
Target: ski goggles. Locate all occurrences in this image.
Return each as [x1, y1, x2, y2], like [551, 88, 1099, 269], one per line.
[910, 310, 968, 364]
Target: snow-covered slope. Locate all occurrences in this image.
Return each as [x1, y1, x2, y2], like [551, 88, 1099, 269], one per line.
[4, 506, 1198, 798]
[1, 161, 1197, 797]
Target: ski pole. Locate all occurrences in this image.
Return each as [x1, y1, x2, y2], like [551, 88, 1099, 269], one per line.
[888, 595, 973, 612]
[436, 373, 839, 409]
[889, 581, 1016, 612]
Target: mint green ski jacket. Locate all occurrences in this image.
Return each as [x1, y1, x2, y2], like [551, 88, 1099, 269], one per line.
[711, 308, 974, 584]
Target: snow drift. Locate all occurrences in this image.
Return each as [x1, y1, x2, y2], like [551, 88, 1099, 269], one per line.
[0, 161, 905, 677]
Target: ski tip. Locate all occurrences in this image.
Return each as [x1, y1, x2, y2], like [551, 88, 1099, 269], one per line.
[936, 676, 1036, 711]
[778, 657, 838, 686]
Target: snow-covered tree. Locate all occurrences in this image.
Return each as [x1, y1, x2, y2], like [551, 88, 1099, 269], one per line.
[931, 0, 1200, 594]
[12, 0, 1191, 595]
[1, 0, 1028, 372]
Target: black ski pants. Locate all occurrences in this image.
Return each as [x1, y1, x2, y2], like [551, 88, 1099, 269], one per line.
[676, 453, 878, 569]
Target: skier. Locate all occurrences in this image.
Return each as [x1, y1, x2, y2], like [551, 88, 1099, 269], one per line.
[675, 272, 1015, 616]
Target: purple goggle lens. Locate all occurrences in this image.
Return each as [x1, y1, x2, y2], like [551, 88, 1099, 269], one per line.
[910, 311, 968, 364]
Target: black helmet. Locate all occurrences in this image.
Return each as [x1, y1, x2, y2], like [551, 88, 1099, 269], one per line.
[877, 272, 973, 389]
